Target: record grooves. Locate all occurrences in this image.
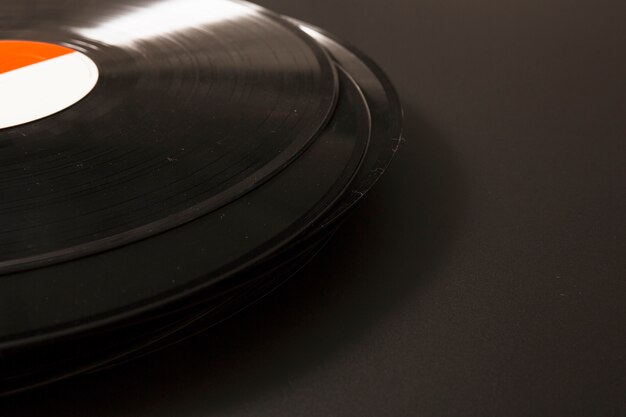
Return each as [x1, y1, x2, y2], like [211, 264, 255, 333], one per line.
[0, 4, 338, 274]
[0, 0, 403, 395]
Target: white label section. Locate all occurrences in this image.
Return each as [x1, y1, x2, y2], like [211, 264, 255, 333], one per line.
[0, 52, 99, 129]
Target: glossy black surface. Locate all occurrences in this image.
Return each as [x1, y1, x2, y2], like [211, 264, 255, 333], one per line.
[0, 0, 337, 273]
[0, 65, 369, 346]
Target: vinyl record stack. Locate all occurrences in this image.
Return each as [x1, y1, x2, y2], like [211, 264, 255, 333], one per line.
[0, 0, 403, 395]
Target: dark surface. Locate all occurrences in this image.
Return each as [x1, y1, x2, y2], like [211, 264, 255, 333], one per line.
[2, 0, 625, 415]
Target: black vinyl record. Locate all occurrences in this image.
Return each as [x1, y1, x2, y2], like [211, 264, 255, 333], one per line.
[0, 0, 403, 395]
[0, 0, 337, 273]
[0, 0, 339, 343]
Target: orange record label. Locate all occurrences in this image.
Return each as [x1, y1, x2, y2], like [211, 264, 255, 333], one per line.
[0, 41, 75, 74]
[0, 40, 99, 129]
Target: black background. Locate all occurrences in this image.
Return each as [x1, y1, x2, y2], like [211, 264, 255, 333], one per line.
[3, 0, 625, 415]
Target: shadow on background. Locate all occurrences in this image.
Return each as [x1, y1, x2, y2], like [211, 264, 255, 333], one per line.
[1, 102, 467, 416]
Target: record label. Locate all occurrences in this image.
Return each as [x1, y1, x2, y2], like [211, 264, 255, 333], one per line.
[0, 41, 98, 129]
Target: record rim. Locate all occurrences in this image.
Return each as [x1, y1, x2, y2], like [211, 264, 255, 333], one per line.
[292, 19, 405, 226]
